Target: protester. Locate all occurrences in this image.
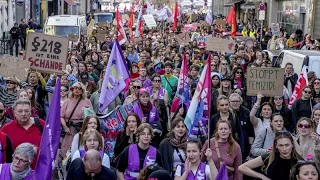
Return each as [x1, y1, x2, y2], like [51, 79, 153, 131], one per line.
[67, 149, 117, 180]
[0, 143, 37, 179]
[1, 99, 45, 169]
[0, 102, 12, 129]
[116, 123, 162, 180]
[174, 138, 218, 180]
[290, 159, 319, 180]
[0, 76, 20, 107]
[270, 96, 293, 132]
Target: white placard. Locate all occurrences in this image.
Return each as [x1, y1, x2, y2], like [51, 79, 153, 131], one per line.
[143, 14, 157, 28]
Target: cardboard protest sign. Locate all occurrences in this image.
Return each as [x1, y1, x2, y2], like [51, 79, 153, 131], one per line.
[246, 67, 284, 96]
[68, 34, 78, 42]
[271, 23, 280, 36]
[215, 19, 226, 26]
[175, 32, 190, 44]
[143, 14, 157, 28]
[183, 24, 197, 31]
[87, 19, 95, 36]
[0, 56, 30, 80]
[206, 37, 235, 53]
[25, 32, 68, 74]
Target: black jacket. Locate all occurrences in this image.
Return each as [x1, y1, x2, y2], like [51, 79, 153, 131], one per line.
[274, 107, 294, 132]
[158, 138, 175, 176]
[9, 27, 21, 39]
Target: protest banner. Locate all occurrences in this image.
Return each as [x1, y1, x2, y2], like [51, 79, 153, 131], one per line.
[0, 56, 30, 80]
[246, 67, 284, 96]
[206, 37, 235, 53]
[99, 103, 133, 157]
[25, 32, 68, 74]
[175, 32, 191, 44]
[197, 36, 207, 48]
[143, 14, 157, 28]
[271, 23, 280, 36]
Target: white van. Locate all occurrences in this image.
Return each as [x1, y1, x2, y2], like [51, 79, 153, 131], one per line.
[276, 50, 320, 76]
[93, 12, 114, 24]
[44, 15, 87, 42]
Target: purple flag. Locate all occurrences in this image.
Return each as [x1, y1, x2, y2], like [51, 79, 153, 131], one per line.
[99, 41, 130, 113]
[216, 163, 229, 180]
[34, 78, 61, 180]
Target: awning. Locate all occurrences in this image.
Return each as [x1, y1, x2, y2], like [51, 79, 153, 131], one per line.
[64, 0, 76, 6]
[224, 0, 243, 6]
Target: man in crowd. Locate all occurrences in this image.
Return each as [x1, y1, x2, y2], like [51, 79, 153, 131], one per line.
[124, 80, 142, 105]
[9, 23, 21, 57]
[67, 149, 117, 180]
[138, 66, 152, 88]
[19, 18, 29, 50]
[0, 76, 20, 107]
[161, 61, 178, 103]
[1, 99, 45, 169]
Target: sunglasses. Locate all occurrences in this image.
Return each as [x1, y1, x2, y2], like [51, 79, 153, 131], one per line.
[236, 71, 242, 74]
[153, 80, 161, 83]
[298, 124, 311, 129]
[72, 86, 82, 90]
[133, 86, 141, 89]
[6, 81, 16, 85]
[314, 81, 320, 85]
[304, 90, 312, 94]
[274, 97, 283, 100]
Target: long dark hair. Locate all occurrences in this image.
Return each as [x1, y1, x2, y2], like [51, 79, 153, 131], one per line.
[120, 113, 141, 139]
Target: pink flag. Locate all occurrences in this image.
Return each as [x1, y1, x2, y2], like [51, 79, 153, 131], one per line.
[288, 66, 308, 108]
[183, 23, 197, 31]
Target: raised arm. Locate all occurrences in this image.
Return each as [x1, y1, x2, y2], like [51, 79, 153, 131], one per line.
[250, 92, 263, 128]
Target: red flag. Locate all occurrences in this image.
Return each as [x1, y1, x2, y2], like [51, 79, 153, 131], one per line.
[173, 1, 178, 31]
[226, 6, 236, 38]
[128, 9, 134, 42]
[116, 7, 127, 45]
[288, 66, 308, 108]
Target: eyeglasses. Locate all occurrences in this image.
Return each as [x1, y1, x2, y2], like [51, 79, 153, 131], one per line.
[298, 124, 311, 129]
[153, 80, 161, 83]
[61, 89, 68, 92]
[230, 100, 240, 103]
[304, 90, 312, 94]
[236, 71, 242, 74]
[0, 109, 4, 113]
[133, 86, 141, 89]
[140, 132, 152, 137]
[6, 81, 16, 85]
[274, 97, 283, 100]
[13, 156, 29, 164]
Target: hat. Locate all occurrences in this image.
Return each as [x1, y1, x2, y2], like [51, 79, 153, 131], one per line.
[211, 72, 222, 79]
[221, 75, 233, 82]
[4, 77, 18, 84]
[147, 170, 171, 180]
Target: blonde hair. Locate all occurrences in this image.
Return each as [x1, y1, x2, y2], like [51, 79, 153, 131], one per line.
[70, 82, 87, 99]
[81, 129, 103, 151]
[136, 123, 154, 142]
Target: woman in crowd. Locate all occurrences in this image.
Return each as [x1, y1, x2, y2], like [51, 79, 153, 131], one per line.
[250, 92, 273, 137]
[132, 88, 160, 124]
[70, 114, 104, 157]
[270, 96, 293, 132]
[116, 123, 162, 180]
[159, 118, 187, 177]
[60, 82, 93, 157]
[218, 60, 231, 76]
[290, 159, 319, 180]
[114, 113, 141, 158]
[60, 85, 69, 107]
[174, 138, 218, 180]
[72, 129, 110, 168]
[211, 73, 221, 115]
[312, 108, 320, 133]
[284, 62, 298, 97]
[312, 78, 320, 104]
[127, 44, 139, 63]
[210, 95, 244, 150]
[0, 143, 37, 179]
[250, 113, 285, 158]
[293, 117, 320, 165]
[6, 89, 39, 119]
[203, 120, 242, 180]
[292, 86, 316, 125]
[232, 67, 246, 94]
[66, 55, 79, 76]
[218, 75, 233, 97]
[239, 131, 303, 179]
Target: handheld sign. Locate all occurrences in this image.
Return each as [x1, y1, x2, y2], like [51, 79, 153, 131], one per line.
[25, 32, 68, 74]
[246, 67, 284, 96]
[0, 56, 30, 80]
[271, 23, 280, 36]
[206, 37, 235, 53]
[143, 14, 157, 28]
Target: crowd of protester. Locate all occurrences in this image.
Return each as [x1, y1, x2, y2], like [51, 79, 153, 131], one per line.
[0, 9, 320, 180]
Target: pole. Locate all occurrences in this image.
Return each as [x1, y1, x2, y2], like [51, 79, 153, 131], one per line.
[61, 0, 64, 14]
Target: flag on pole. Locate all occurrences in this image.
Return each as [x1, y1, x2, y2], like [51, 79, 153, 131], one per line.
[226, 5, 236, 38]
[216, 163, 229, 180]
[185, 54, 212, 135]
[135, 5, 143, 38]
[173, 1, 179, 31]
[175, 53, 189, 103]
[116, 7, 127, 45]
[205, 11, 213, 24]
[34, 78, 61, 180]
[99, 41, 130, 113]
[128, 8, 135, 42]
[288, 65, 308, 108]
